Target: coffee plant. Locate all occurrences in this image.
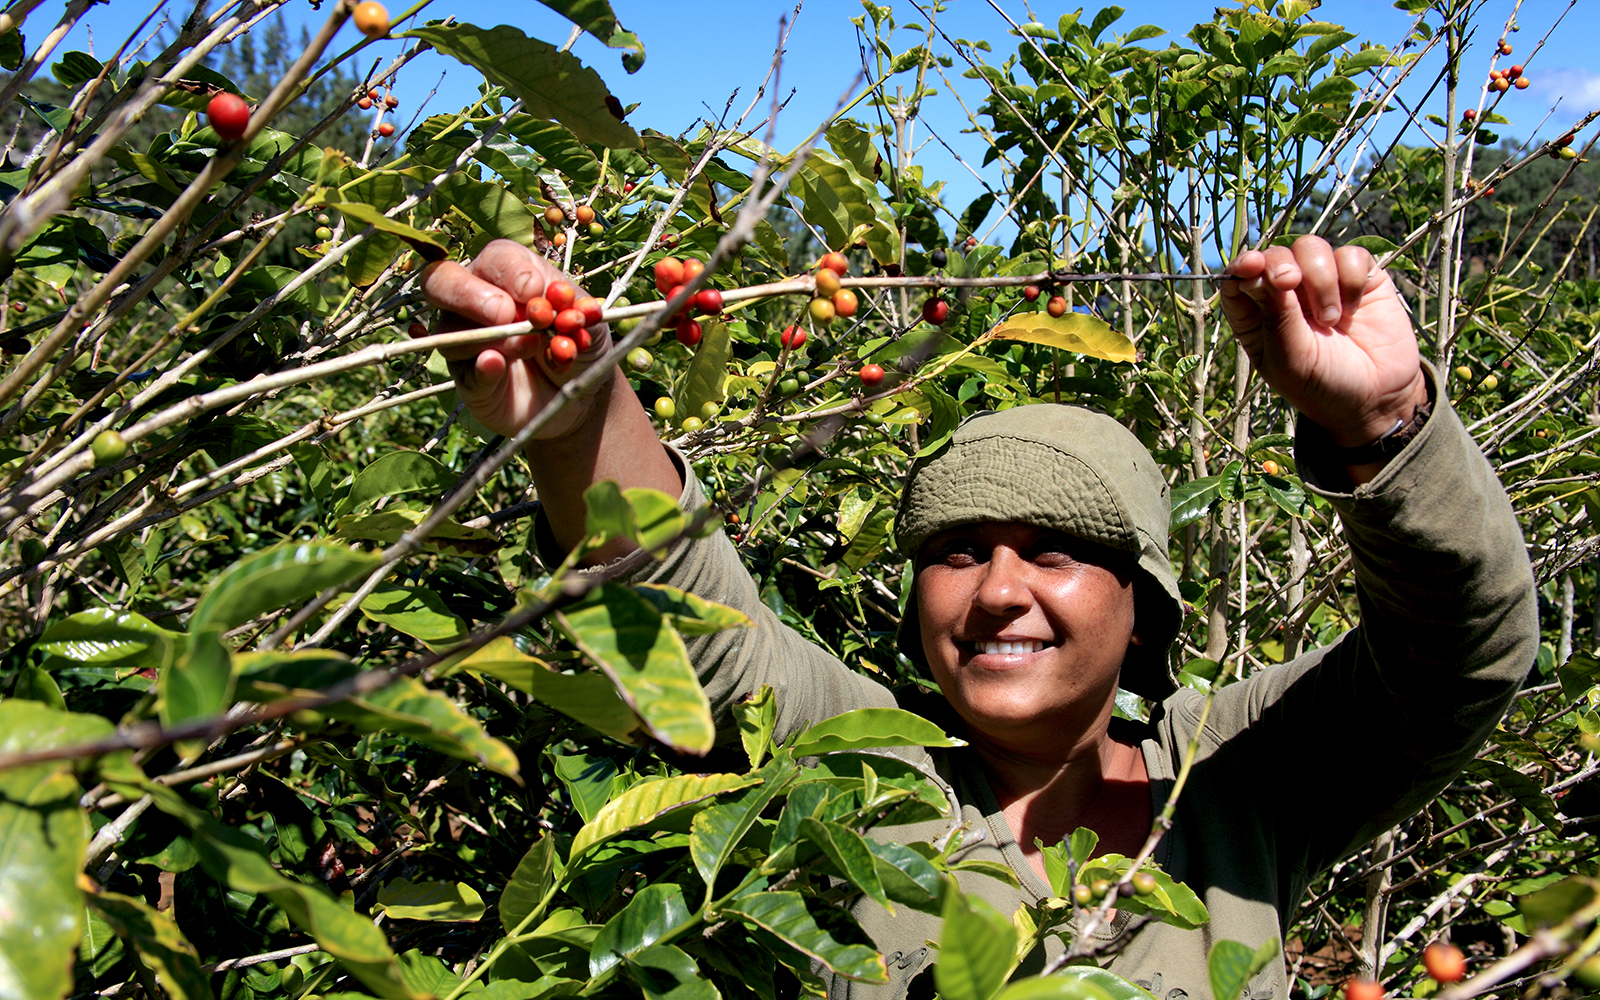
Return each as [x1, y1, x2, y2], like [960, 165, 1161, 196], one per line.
[2, 1, 1600, 1000]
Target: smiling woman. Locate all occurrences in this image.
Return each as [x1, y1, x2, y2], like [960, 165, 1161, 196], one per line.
[423, 234, 1538, 1000]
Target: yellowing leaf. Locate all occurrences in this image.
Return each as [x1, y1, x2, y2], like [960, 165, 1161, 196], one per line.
[569, 773, 761, 861]
[376, 878, 486, 922]
[989, 312, 1137, 363]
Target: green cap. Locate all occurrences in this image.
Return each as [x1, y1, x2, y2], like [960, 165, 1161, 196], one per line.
[893, 404, 1182, 701]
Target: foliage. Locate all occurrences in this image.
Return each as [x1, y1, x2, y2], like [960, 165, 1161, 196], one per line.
[1, 1, 1599, 1000]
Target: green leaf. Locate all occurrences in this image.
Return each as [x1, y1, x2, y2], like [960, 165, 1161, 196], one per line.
[474, 977, 584, 1000]
[801, 818, 890, 908]
[1518, 876, 1600, 928]
[674, 320, 733, 426]
[632, 584, 752, 636]
[550, 753, 621, 824]
[1258, 475, 1308, 518]
[333, 507, 501, 557]
[397, 950, 462, 996]
[317, 676, 520, 778]
[1558, 652, 1600, 701]
[376, 878, 486, 921]
[189, 541, 380, 634]
[142, 787, 420, 1000]
[842, 506, 895, 574]
[323, 203, 445, 263]
[1208, 938, 1280, 1000]
[625, 945, 721, 1000]
[570, 773, 762, 860]
[935, 889, 1016, 1000]
[735, 683, 777, 769]
[450, 637, 640, 741]
[1074, 855, 1208, 930]
[505, 116, 603, 189]
[555, 585, 716, 753]
[689, 770, 792, 896]
[589, 883, 691, 976]
[435, 174, 546, 247]
[531, 0, 646, 72]
[989, 312, 1136, 363]
[83, 890, 214, 1000]
[789, 708, 963, 757]
[1169, 475, 1225, 531]
[996, 968, 1147, 1000]
[581, 484, 692, 557]
[788, 150, 900, 263]
[721, 891, 887, 983]
[502, 834, 560, 934]
[914, 382, 963, 459]
[36, 607, 183, 669]
[1464, 760, 1561, 831]
[160, 630, 232, 745]
[0, 30, 24, 72]
[333, 451, 455, 518]
[401, 23, 640, 148]
[866, 840, 944, 912]
[359, 584, 470, 648]
[0, 702, 111, 1000]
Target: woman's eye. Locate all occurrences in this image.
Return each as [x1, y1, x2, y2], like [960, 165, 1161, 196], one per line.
[1030, 539, 1078, 565]
[933, 540, 984, 565]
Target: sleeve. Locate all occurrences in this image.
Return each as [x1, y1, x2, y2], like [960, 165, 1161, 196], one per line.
[533, 446, 897, 744]
[1166, 361, 1539, 881]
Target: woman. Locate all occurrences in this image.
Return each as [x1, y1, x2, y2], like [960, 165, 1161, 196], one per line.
[421, 237, 1536, 1000]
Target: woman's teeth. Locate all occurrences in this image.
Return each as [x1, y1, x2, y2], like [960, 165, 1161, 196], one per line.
[977, 640, 1044, 655]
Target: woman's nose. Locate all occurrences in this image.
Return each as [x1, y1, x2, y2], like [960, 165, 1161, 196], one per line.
[973, 547, 1031, 616]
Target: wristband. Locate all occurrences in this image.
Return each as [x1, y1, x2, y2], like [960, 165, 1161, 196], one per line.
[1330, 399, 1433, 465]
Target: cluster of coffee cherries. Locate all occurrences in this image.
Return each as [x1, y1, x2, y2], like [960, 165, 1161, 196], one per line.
[358, 86, 401, 138]
[543, 204, 602, 247]
[1550, 131, 1580, 161]
[520, 280, 605, 367]
[651, 257, 724, 347]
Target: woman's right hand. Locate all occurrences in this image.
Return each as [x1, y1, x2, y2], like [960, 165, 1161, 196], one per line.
[418, 239, 611, 441]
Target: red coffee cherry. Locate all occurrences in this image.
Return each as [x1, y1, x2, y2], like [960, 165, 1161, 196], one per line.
[547, 335, 577, 366]
[694, 288, 724, 315]
[526, 296, 555, 329]
[207, 92, 250, 140]
[553, 308, 586, 337]
[859, 363, 885, 387]
[545, 280, 577, 312]
[574, 295, 603, 326]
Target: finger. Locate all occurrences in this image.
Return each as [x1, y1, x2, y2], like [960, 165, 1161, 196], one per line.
[422, 259, 520, 330]
[1224, 249, 1268, 282]
[1290, 235, 1341, 327]
[1333, 244, 1375, 320]
[469, 239, 564, 304]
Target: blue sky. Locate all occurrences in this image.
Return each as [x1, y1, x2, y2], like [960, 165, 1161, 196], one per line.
[47, 0, 1599, 231]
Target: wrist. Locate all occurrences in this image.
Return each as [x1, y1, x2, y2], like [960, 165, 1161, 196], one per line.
[1320, 368, 1431, 450]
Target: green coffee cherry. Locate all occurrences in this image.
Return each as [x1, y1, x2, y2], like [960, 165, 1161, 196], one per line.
[681, 416, 704, 433]
[653, 396, 676, 419]
[627, 347, 653, 371]
[700, 401, 720, 421]
[91, 430, 127, 466]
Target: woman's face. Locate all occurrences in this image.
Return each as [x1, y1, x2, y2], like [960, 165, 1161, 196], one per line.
[916, 522, 1138, 752]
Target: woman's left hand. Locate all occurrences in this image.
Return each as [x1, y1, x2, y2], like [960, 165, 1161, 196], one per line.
[1220, 234, 1427, 449]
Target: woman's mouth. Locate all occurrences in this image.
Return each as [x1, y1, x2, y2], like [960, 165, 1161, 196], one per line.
[970, 639, 1047, 655]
